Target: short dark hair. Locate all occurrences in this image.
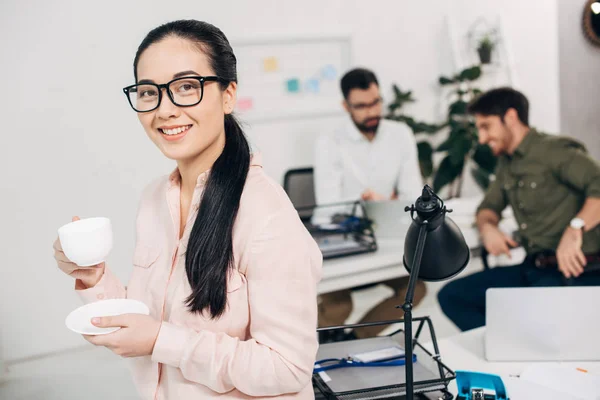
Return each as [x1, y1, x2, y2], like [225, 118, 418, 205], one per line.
[340, 68, 379, 99]
[467, 87, 529, 125]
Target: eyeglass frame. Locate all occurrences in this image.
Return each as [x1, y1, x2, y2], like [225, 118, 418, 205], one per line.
[122, 75, 230, 113]
[346, 96, 384, 111]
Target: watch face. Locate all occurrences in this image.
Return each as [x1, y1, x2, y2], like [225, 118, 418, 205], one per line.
[571, 218, 585, 229]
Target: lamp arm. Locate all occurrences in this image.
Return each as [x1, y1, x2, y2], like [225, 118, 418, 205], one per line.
[405, 220, 429, 304]
[401, 220, 429, 400]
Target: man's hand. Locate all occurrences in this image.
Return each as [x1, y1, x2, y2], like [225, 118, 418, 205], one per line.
[480, 224, 518, 257]
[556, 227, 586, 278]
[361, 189, 388, 201]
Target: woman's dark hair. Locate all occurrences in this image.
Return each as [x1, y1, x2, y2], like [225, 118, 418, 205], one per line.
[133, 20, 250, 318]
[467, 87, 529, 126]
[340, 68, 379, 99]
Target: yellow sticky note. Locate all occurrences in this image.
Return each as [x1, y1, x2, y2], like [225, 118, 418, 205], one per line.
[263, 57, 278, 72]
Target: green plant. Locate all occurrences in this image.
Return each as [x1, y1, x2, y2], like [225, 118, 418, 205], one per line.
[385, 86, 442, 178]
[475, 30, 498, 64]
[385, 65, 497, 198]
[478, 35, 495, 51]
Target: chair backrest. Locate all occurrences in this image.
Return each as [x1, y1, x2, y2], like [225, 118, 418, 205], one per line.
[283, 167, 316, 221]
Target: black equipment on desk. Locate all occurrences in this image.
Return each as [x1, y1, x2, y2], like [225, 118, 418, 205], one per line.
[313, 318, 455, 400]
[297, 200, 377, 260]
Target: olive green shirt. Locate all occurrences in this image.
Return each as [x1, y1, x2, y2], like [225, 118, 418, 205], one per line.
[478, 129, 600, 254]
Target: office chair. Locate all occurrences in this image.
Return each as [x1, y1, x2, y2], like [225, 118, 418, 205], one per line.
[283, 167, 316, 222]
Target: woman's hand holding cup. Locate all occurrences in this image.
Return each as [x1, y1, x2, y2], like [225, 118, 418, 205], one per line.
[54, 216, 112, 288]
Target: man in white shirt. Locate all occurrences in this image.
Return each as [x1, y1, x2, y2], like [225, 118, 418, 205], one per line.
[314, 68, 427, 341]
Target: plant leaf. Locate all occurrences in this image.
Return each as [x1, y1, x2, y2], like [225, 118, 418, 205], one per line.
[471, 165, 491, 190]
[433, 156, 464, 193]
[449, 100, 468, 116]
[417, 141, 434, 178]
[449, 135, 474, 166]
[472, 143, 497, 173]
[436, 130, 458, 152]
[412, 121, 443, 134]
[458, 66, 482, 81]
[387, 101, 401, 113]
[393, 84, 402, 99]
[392, 84, 415, 103]
[439, 76, 455, 85]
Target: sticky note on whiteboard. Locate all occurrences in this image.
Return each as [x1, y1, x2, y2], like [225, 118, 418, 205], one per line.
[237, 97, 253, 111]
[286, 78, 300, 93]
[305, 78, 320, 93]
[321, 64, 337, 80]
[263, 57, 278, 72]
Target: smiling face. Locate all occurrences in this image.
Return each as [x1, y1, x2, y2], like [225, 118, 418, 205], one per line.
[474, 113, 514, 156]
[135, 36, 236, 163]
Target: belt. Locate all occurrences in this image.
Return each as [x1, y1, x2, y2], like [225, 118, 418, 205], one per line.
[533, 251, 600, 272]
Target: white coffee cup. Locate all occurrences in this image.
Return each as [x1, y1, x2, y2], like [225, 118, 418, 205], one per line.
[57, 217, 113, 267]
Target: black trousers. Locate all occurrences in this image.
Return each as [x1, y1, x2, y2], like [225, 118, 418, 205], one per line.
[437, 256, 600, 331]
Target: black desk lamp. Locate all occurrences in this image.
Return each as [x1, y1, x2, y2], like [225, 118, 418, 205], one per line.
[400, 185, 470, 399]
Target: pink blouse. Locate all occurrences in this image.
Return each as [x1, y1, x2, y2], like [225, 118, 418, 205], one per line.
[76, 154, 323, 399]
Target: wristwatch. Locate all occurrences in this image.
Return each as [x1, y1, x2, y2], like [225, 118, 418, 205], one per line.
[570, 217, 585, 230]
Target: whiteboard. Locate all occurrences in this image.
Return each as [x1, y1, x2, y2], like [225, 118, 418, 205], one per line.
[231, 36, 351, 122]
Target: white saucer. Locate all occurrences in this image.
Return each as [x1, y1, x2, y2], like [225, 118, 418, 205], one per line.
[65, 299, 150, 335]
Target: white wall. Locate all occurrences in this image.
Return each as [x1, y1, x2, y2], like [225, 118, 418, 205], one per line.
[0, 0, 560, 361]
[452, 0, 561, 133]
[558, 0, 600, 159]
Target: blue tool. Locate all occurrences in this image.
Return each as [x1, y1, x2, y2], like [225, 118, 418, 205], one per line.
[455, 370, 509, 400]
[313, 354, 417, 373]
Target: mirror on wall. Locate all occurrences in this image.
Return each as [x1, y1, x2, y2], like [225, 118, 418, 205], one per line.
[583, 0, 600, 46]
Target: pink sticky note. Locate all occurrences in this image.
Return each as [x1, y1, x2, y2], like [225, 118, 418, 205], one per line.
[237, 97, 254, 111]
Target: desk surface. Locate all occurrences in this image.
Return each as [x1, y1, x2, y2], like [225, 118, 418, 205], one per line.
[318, 224, 481, 294]
[428, 328, 600, 396]
[317, 197, 518, 294]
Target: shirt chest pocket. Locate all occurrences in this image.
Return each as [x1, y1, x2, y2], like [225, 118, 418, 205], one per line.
[132, 243, 161, 268]
[513, 175, 547, 214]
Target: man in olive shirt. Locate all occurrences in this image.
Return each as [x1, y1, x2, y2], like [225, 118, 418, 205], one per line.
[438, 87, 600, 331]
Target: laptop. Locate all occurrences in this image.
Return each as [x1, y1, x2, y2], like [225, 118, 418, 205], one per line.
[485, 287, 600, 361]
[363, 200, 414, 239]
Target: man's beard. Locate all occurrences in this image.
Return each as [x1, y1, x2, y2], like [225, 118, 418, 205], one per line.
[353, 116, 381, 135]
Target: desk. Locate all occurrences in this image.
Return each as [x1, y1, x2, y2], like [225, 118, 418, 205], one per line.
[427, 328, 600, 396]
[318, 225, 482, 295]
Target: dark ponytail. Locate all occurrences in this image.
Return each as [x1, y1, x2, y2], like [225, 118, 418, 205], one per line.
[134, 20, 250, 318]
[185, 114, 249, 317]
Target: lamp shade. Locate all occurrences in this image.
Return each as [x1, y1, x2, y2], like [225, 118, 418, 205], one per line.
[402, 189, 470, 281]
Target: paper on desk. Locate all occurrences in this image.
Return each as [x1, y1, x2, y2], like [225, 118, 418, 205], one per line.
[314, 364, 331, 383]
[486, 246, 527, 267]
[504, 377, 579, 400]
[521, 364, 600, 399]
[505, 364, 600, 400]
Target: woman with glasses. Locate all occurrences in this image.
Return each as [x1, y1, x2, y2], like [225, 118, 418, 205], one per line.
[53, 20, 322, 399]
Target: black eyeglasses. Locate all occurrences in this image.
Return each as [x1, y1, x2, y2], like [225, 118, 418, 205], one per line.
[122, 76, 229, 113]
[347, 96, 384, 111]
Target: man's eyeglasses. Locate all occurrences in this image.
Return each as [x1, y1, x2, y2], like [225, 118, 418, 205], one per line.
[122, 76, 229, 113]
[347, 96, 383, 111]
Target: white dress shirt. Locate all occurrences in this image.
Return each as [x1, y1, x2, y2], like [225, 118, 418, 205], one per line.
[314, 117, 423, 205]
